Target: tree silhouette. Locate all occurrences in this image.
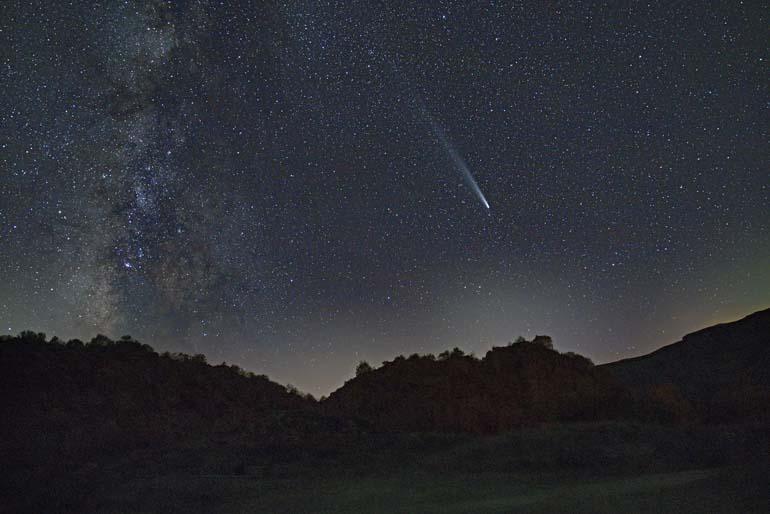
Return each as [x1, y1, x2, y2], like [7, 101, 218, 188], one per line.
[532, 335, 553, 349]
[355, 361, 373, 376]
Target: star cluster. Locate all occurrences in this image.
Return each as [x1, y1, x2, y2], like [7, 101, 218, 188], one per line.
[1, 1, 768, 394]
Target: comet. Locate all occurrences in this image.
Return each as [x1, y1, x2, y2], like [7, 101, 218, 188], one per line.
[423, 111, 490, 210]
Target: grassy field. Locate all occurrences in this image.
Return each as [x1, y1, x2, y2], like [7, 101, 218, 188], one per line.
[87, 463, 769, 513]
[8, 423, 767, 513]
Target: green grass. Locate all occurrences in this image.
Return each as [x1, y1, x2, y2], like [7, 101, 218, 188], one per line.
[14, 423, 767, 512]
[89, 464, 769, 514]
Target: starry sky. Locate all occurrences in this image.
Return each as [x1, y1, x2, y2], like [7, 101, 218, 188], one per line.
[1, 1, 768, 394]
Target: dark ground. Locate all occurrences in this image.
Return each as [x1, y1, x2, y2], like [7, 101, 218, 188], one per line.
[6, 422, 768, 513]
[86, 464, 770, 514]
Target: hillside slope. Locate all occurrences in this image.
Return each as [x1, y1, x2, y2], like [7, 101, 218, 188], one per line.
[601, 308, 770, 422]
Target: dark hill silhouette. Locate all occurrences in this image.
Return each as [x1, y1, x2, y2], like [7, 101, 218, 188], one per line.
[0, 333, 360, 512]
[322, 339, 631, 433]
[3, 309, 768, 452]
[0, 333, 327, 446]
[0, 333, 351, 491]
[601, 308, 770, 423]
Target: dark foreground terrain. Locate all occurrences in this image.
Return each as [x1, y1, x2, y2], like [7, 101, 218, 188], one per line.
[24, 423, 770, 513]
[89, 463, 770, 514]
[4, 421, 768, 514]
[1, 309, 769, 512]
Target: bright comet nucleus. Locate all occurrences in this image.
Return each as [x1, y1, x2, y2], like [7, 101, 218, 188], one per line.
[426, 115, 490, 210]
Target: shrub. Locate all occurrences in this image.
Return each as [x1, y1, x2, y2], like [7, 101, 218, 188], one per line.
[355, 361, 373, 376]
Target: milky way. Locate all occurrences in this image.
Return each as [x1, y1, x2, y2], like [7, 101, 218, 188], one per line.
[1, 1, 768, 394]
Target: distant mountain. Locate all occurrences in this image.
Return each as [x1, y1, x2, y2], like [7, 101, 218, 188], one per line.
[601, 308, 770, 423]
[323, 339, 630, 434]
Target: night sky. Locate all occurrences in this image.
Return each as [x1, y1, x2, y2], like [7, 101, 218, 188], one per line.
[1, 1, 768, 395]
